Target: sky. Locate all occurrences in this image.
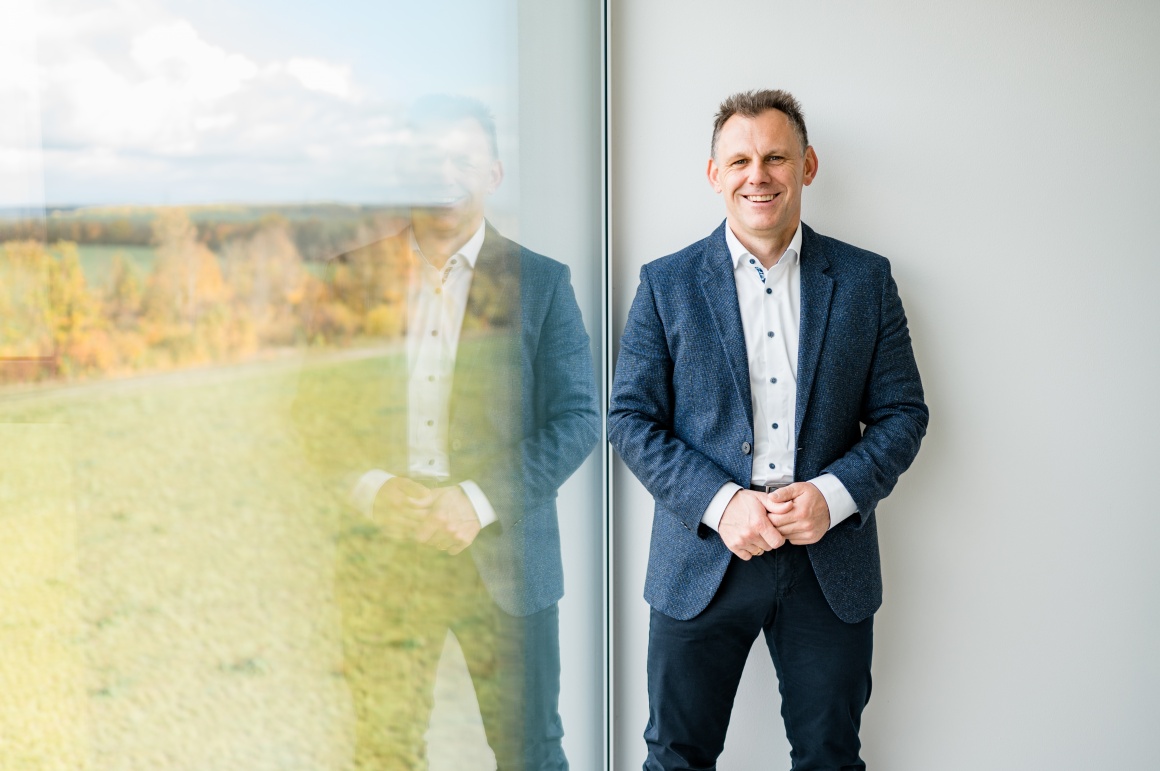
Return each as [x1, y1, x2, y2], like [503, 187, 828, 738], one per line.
[0, 0, 520, 207]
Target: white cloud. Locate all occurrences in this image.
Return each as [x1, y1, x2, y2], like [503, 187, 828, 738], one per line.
[285, 57, 358, 101]
[130, 20, 259, 102]
[11, 1, 412, 204]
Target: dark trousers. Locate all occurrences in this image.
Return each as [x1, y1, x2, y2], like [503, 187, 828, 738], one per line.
[337, 523, 567, 770]
[644, 544, 873, 771]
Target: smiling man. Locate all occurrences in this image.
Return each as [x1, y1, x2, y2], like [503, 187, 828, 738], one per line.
[609, 89, 929, 769]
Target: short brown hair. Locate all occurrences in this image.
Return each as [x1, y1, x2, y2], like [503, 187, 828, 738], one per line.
[711, 89, 809, 158]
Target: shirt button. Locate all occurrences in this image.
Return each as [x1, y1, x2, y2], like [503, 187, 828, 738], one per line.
[450, 258, 457, 265]
[431, 330, 439, 336]
[428, 459, 435, 466]
[741, 442, 752, 454]
[434, 287, 441, 294]
[426, 420, 433, 426]
[772, 422, 779, 429]
[767, 331, 774, 338]
[770, 377, 777, 384]
[428, 375, 435, 382]
[749, 258, 755, 264]
[768, 463, 776, 469]
[765, 288, 772, 295]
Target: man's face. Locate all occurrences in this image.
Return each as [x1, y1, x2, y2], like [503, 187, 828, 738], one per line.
[707, 109, 818, 244]
[406, 117, 502, 236]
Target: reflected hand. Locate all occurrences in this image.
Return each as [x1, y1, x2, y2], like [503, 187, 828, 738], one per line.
[767, 482, 830, 545]
[415, 485, 482, 555]
[718, 489, 786, 560]
[372, 477, 437, 539]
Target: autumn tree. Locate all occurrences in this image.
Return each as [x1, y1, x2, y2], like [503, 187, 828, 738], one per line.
[220, 215, 307, 344]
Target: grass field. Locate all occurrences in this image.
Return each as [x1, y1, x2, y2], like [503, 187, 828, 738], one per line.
[73, 245, 157, 288]
[71, 243, 330, 288]
[0, 352, 493, 770]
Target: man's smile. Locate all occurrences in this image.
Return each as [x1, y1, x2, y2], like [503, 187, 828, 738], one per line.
[742, 193, 778, 203]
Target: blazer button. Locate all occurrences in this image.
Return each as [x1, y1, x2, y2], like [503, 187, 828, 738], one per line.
[741, 442, 752, 454]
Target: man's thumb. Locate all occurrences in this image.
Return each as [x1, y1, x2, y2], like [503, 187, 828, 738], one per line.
[769, 484, 798, 502]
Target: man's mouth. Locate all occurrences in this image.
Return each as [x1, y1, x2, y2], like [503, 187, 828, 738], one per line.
[743, 194, 777, 203]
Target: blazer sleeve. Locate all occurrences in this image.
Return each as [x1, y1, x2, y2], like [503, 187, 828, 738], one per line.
[822, 264, 929, 521]
[470, 262, 600, 531]
[519, 264, 601, 512]
[608, 265, 735, 532]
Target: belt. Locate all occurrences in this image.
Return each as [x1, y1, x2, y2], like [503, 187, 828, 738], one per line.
[749, 482, 789, 493]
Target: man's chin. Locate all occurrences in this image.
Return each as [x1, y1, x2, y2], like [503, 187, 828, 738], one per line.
[411, 204, 484, 236]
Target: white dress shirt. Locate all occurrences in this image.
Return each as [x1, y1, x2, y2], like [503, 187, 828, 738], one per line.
[350, 221, 498, 527]
[700, 222, 859, 532]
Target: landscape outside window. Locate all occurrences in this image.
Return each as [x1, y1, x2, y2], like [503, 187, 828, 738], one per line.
[0, 1, 604, 768]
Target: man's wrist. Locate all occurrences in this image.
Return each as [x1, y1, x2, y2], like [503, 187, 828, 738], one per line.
[458, 480, 497, 528]
[352, 470, 394, 518]
[701, 482, 742, 532]
[808, 473, 858, 529]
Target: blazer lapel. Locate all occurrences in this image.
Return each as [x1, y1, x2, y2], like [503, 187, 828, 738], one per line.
[700, 222, 753, 429]
[795, 223, 834, 439]
[449, 223, 521, 467]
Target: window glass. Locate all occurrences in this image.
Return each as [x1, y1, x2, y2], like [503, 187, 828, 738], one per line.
[0, 1, 604, 767]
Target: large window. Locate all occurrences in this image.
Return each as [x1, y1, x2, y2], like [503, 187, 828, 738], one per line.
[0, 1, 606, 767]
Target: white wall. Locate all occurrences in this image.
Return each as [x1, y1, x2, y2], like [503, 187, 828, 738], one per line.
[611, 1, 1160, 768]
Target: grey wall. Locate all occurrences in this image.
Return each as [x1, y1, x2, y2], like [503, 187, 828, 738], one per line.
[610, 1, 1160, 768]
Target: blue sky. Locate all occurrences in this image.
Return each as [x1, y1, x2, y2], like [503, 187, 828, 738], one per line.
[0, 0, 520, 206]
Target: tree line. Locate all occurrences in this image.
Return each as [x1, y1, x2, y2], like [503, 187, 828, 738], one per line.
[0, 208, 411, 383]
[0, 205, 406, 264]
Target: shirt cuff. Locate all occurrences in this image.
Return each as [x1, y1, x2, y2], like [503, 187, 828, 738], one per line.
[701, 482, 742, 532]
[351, 469, 394, 518]
[808, 473, 859, 529]
[458, 480, 498, 528]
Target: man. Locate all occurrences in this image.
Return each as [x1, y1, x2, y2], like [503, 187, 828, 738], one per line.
[608, 89, 929, 770]
[296, 96, 598, 769]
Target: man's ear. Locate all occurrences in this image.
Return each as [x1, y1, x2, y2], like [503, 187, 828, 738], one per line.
[706, 157, 722, 193]
[488, 159, 504, 194]
[803, 146, 819, 187]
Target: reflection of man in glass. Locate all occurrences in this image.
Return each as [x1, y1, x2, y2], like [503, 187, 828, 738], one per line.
[306, 95, 599, 769]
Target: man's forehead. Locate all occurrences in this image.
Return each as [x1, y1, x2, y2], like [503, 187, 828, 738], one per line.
[717, 111, 798, 152]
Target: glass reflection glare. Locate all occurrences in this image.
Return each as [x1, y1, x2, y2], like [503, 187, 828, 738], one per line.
[0, 1, 603, 767]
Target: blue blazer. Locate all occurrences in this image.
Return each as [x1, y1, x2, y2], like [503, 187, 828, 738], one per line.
[609, 221, 928, 624]
[296, 224, 600, 617]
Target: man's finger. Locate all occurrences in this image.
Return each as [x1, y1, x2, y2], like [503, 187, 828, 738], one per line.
[767, 508, 801, 529]
[759, 497, 793, 516]
[755, 519, 784, 550]
[769, 483, 804, 503]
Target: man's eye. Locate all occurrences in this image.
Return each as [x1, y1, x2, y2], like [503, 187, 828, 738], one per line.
[732, 159, 747, 166]
[766, 156, 783, 163]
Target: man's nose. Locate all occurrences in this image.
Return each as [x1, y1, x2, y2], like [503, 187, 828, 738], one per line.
[438, 156, 460, 185]
[746, 158, 772, 184]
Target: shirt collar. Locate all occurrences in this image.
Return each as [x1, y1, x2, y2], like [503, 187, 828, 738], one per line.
[410, 219, 487, 270]
[725, 220, 803, 271]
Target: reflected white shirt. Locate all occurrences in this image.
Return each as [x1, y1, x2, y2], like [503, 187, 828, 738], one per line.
[700, 222, 859, 532]
[350, 221, 497, 527]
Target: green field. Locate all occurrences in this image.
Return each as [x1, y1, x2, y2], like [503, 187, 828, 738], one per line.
[0, 351, 494, 769]
[74, 244, 157, 287]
